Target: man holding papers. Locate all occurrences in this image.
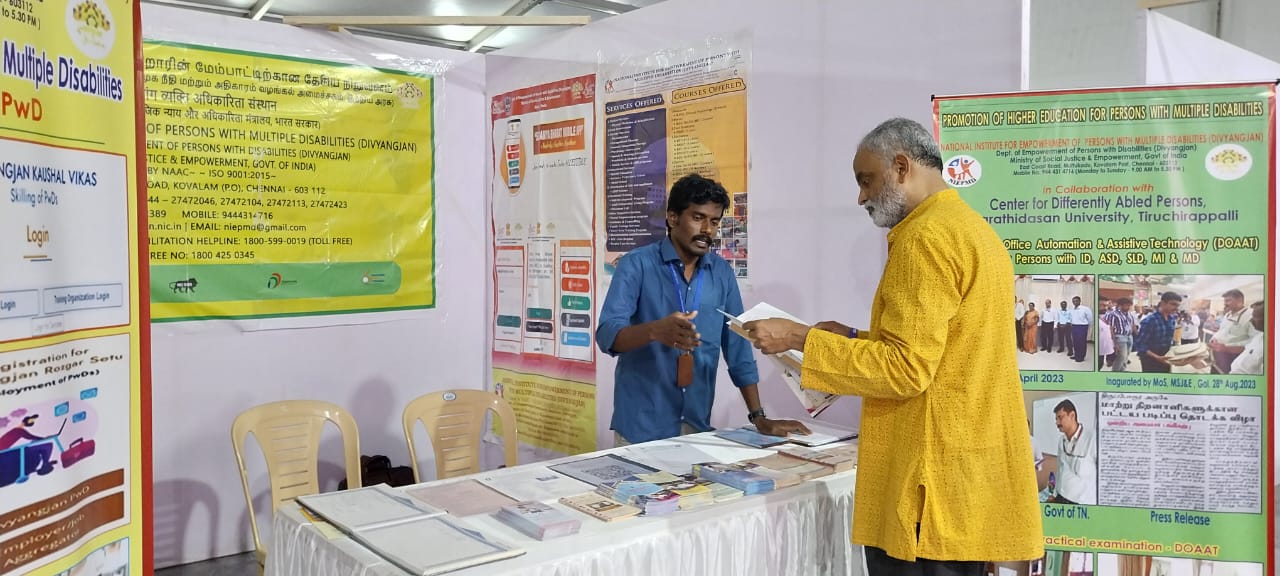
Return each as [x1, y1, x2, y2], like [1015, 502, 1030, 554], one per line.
[596, 174, 810, 445]
[742, 118, 1042, 575]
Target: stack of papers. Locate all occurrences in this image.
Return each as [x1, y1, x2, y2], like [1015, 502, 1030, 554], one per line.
[721, 303, 841, 417]
[595, 476, 680, 516]
[777, 445, 856, 473]
[477, 469, 593, 502]
[738, 462, 803, 489]
[745, 452, 834, 482]
[494, 501, 582, 541]
[692, 462, 775, 496]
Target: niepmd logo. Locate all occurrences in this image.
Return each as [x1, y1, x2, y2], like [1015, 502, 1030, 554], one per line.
[944, 155, 981, 188]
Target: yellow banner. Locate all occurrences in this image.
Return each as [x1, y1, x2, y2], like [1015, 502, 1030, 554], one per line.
[141, 41, 436, 321]
[493, 369, 596, 455]
[0, 1, 148, 575]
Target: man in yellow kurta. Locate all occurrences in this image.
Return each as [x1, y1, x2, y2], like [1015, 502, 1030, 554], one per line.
[744, 118, 1042, 575]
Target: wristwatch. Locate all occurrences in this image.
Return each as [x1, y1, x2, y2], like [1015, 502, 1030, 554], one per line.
[747, 409, 767, 423]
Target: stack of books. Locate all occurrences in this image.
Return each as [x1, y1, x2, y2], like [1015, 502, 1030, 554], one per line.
[494, 501, 581, 541]
[636, 471, 715, 510]
[738, 462, 803, 489]
[559, 492, 642, 522]
[691, 462, 775, 495]
[595, 476, 680, 515]
[745, 452, 835, 482]
[777, 445, 856, 473]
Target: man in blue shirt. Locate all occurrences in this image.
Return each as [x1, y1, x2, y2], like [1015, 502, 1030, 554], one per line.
[1133, 291, 1181, 373]
[596, 174, 810, 445]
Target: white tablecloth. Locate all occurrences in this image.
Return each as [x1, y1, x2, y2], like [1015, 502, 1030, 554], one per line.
[267, 433, 862, 576]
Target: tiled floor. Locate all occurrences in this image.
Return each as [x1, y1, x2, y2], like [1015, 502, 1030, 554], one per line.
[155, 552, 258, 576]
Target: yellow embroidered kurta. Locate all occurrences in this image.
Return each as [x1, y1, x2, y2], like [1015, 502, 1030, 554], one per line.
[802, 189, 1043, 562]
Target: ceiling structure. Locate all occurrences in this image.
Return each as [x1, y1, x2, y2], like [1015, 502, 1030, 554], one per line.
[139, 0, 664, 52]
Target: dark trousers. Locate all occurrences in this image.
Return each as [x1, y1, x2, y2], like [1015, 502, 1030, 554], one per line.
[1071, 324, 1089, 361]
[1015, 320, 1024, 350]
[865, 546, 986, 576]
[1140, 353, 1171, 373]
[1040, 322, 1054, 350]
[1057, 324, 1072, 352]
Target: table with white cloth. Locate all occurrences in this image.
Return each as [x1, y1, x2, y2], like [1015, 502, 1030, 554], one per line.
[267, 432, 862, 576]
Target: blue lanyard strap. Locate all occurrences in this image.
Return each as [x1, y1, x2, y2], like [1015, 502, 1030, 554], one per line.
[667, 262, 703, 314]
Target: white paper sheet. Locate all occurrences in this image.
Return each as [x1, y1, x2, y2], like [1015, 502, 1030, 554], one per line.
[479, 468, 594, 502]
[721, 303, 841, 416]
[621, 442, 721, 474]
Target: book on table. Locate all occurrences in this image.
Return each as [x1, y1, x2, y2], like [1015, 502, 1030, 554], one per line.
[744, 452, 835, 482]
[558, 492, 642, 522]
[494, 501, 582, 541]
[691, 462, 775, 495]
[777, 445, 856, 473]
[594, 475, 681, 516]
[634, 471, 717, 510]
[476, 468, 593, 502]
[719, 303, 840, 417]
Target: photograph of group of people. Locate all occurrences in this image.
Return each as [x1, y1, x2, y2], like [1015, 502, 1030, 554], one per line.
[1015, 274, 1265, 375]
[1014, 275, 1097, 371]
[1097, 274, 1264, 375]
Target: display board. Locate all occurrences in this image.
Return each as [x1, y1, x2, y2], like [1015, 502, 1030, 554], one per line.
[0, 0, 151, 574]
[141, 41, 436, 322]
[598, 37, 750, 280]
[936, 83, 1274, 575]
[490, 75, 598, 455]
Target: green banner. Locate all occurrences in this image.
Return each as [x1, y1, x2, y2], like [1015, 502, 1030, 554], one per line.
[937, 84, 1274, 574]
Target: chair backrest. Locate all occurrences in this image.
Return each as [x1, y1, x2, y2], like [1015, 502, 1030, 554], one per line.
[401, 390, 518, 482]
[231, 400, 361, 559]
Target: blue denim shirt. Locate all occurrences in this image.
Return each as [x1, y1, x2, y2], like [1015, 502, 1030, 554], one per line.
[596, 238, 759, 443]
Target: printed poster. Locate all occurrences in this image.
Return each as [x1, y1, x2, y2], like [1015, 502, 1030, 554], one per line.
[0, 1, 151, 575]
[490, 75, 597, 455]
[599, 36, 750, 280]
[141, 41, 436, 322]
[936, 83, 1274, 575]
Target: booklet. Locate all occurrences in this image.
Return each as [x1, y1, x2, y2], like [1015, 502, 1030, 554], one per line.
[720, 303, 840, 417]
[559, 492, 641, 522]
[477, 468, 593, 502]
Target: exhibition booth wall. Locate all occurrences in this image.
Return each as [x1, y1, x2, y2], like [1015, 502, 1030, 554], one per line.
[126, 1, 1278, 569]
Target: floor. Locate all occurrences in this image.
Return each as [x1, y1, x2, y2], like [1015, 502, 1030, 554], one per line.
[156, 552, 258, 576]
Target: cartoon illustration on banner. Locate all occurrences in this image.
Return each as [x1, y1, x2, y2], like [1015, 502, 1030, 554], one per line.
[937, 83, 1274, 574]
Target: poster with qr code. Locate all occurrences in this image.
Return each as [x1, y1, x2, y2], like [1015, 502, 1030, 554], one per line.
[548, 454, 657, 486]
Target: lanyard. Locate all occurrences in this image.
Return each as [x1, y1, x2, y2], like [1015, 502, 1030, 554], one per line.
[667, 262, 703, 314]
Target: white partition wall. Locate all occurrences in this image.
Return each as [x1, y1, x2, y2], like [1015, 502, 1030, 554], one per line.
[141, 5, 488, 567]
[487, 0, 1023, 453]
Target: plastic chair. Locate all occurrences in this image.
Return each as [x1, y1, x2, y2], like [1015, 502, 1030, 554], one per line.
[401, 390, 518, 482]
[231, 400, 362, 568]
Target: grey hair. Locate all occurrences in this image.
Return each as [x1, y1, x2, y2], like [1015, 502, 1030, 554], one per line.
[859, 117, 943, 171]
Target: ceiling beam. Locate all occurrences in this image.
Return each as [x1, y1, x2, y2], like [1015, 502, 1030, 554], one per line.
[466, 0, 545, 53]
[247, 0, 275, 20]
[282, 15, 588, 27]
[552, 0, 637, 15]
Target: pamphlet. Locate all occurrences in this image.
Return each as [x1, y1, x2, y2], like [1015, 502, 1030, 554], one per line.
[720, 303, 840, 416]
